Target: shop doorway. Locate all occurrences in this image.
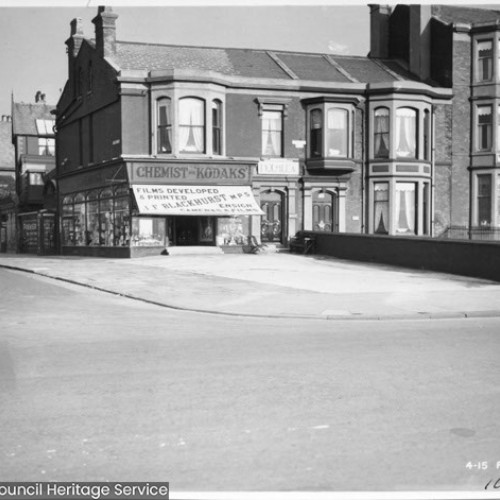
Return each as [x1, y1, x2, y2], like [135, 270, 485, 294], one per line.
[313, 190, 338, 232]
[172, 216, 215, 246]
[260, 189, 284, 243]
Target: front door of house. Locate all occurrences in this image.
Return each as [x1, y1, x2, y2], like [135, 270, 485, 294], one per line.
[260, 190, 283, 243]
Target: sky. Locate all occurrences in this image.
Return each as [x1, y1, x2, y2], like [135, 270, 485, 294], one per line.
[0, 2, 371, 115]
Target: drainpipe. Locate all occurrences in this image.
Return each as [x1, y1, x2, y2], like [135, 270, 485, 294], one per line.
[431, 108, 436, 237]
[359, 99, 366, 234]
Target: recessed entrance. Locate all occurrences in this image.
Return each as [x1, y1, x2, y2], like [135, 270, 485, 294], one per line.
[171, 216, 215, 246]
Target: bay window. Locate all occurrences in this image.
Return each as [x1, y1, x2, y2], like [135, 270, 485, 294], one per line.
[477, 105, 492, 151]
[374, 107, 390, 159]
[307, 103, 354, 161]
[310, 109, 323, 158]
[373, 182, 389, 234]
[157, 98, 172, 154]
[179, 97, 205, 153]
[212, 99, 222, 155]
[477, 174, 492, 226]
[396, 107, 417, 158]
[395, 182, 417, 234]
[477, 39, 493, 82]
[326, 108, 348, 157]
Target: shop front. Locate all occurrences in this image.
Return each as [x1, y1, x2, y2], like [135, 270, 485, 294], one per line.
[58, 159, 262, 257]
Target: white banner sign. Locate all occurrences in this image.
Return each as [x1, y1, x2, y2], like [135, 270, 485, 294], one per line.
[132, 185, 264, 216]
[257, 159, 299, 176]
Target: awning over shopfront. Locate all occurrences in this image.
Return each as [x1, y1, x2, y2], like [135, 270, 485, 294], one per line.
[132, 185, 264, 216]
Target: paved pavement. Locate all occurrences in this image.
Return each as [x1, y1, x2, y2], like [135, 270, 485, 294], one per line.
[1, 252, 500, 320]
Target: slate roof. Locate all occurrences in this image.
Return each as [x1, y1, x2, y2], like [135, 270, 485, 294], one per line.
[431, 5, 500, 25]
[0, 121, 15, 169]
[112, 40, 410, 84]
[12, 102, 56, 137]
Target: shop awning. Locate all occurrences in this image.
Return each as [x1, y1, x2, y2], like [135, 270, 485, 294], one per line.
[132, 185, 264, 216]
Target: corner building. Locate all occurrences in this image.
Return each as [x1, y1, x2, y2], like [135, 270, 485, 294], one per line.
[56, 5, 485, 257]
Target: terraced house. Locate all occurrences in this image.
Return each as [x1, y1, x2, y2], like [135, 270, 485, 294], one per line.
[54, 4, 499, 257]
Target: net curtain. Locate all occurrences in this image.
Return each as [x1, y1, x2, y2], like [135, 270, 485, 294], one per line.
[374, 183, 389, 234]
[395, 183, 416, 233]
[262, 111, 282, 156]
[396, 108, 417, 158]
[374, 108, 389, 157]
[179, 98, 205, 152]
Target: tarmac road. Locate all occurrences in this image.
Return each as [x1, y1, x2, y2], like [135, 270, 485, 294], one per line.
[1, 268, 499, 494]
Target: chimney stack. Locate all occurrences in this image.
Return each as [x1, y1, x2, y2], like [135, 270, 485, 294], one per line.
[409, 5, 432, 81]
[369, 5, 392, 59]
[92, 6, 118, 59]
[65, 17, 84, 78]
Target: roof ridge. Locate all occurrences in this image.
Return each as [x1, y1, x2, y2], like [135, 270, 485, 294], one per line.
[113, 38, 370, 60]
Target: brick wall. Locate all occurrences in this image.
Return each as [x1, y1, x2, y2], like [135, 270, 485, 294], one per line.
[450, 36, 472, 227]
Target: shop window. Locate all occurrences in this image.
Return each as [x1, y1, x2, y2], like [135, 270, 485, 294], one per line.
[179, 97, 205, 153]
[310, 108, 323, 158]
[86, 191, 100, 245]
[373, 182, 389, 234]
[212, 100, 222, 155]
[217, 216, 249, 246]
[373, 107, 390, 158]
[29, 172, 44, 186]
[261, 106, 283, 157]
[395, 182, 417, 235]
[396, 107, 417, 158]
[62, 195, 75, 246]
[74, 193, 86, 246]
[477, 174, 492, 226]
[157, 98, 172, 154]
[38, 138, 55, 156]
[99, 189, 114, 246]
[131, 217, 166, 246]
[114, 186, 130, 246]
[326, 108, 348, 157]
[477, 39, 493, 82]
[477, 105, 492, 151]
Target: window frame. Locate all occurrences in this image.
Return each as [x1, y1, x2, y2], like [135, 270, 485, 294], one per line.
[179, 97, 206, 154]
[476, 103, 493, 152]
[476, 38, 494, 83]
[261, 104, 284, 158]
[156, 97, 173, 154]
[212, 99, 223, 156]
[373, 106, 390, 159]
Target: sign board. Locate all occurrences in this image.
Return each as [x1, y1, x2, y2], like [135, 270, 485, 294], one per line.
[129, 163, 253, 185]
[257, 159, 299, 176]
[132, 185, 264, 216]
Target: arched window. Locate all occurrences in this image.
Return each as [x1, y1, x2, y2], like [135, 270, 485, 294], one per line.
[212, 99, 222, 155]
[374, 107, 390, 158]
[179, 98, 205, 153]
[157, 98, 172, 154]
[396, 107, 417, 158]
[326, 108, 348, 157]
[310, 108, 323, 158]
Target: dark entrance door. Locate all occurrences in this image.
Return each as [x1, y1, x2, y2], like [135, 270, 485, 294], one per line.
[260, 190, 283, 243]
[312, 190, 338, 232]
[173, 216, 215, 246]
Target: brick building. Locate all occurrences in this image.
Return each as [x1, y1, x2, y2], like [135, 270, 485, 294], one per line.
[11, 96, 57, 254]
[55, 5, 498, 257]
[0, 115, 15, 252]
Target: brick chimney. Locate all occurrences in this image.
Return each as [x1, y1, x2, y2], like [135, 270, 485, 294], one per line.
[65, 17, 84, 78]
[409, 5, 432, 81]
[369, 4, 392, 58]
[92, 6, 118, 59]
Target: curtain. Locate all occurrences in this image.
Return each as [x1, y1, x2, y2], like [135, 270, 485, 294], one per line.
[396, 183, 416, 234]
[396, 108, 416, 157]
[374, 183, 389, 234]
[179, 99, 204, 152]
[262, 111, 281, 156]
[374, 109, 389, 157]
